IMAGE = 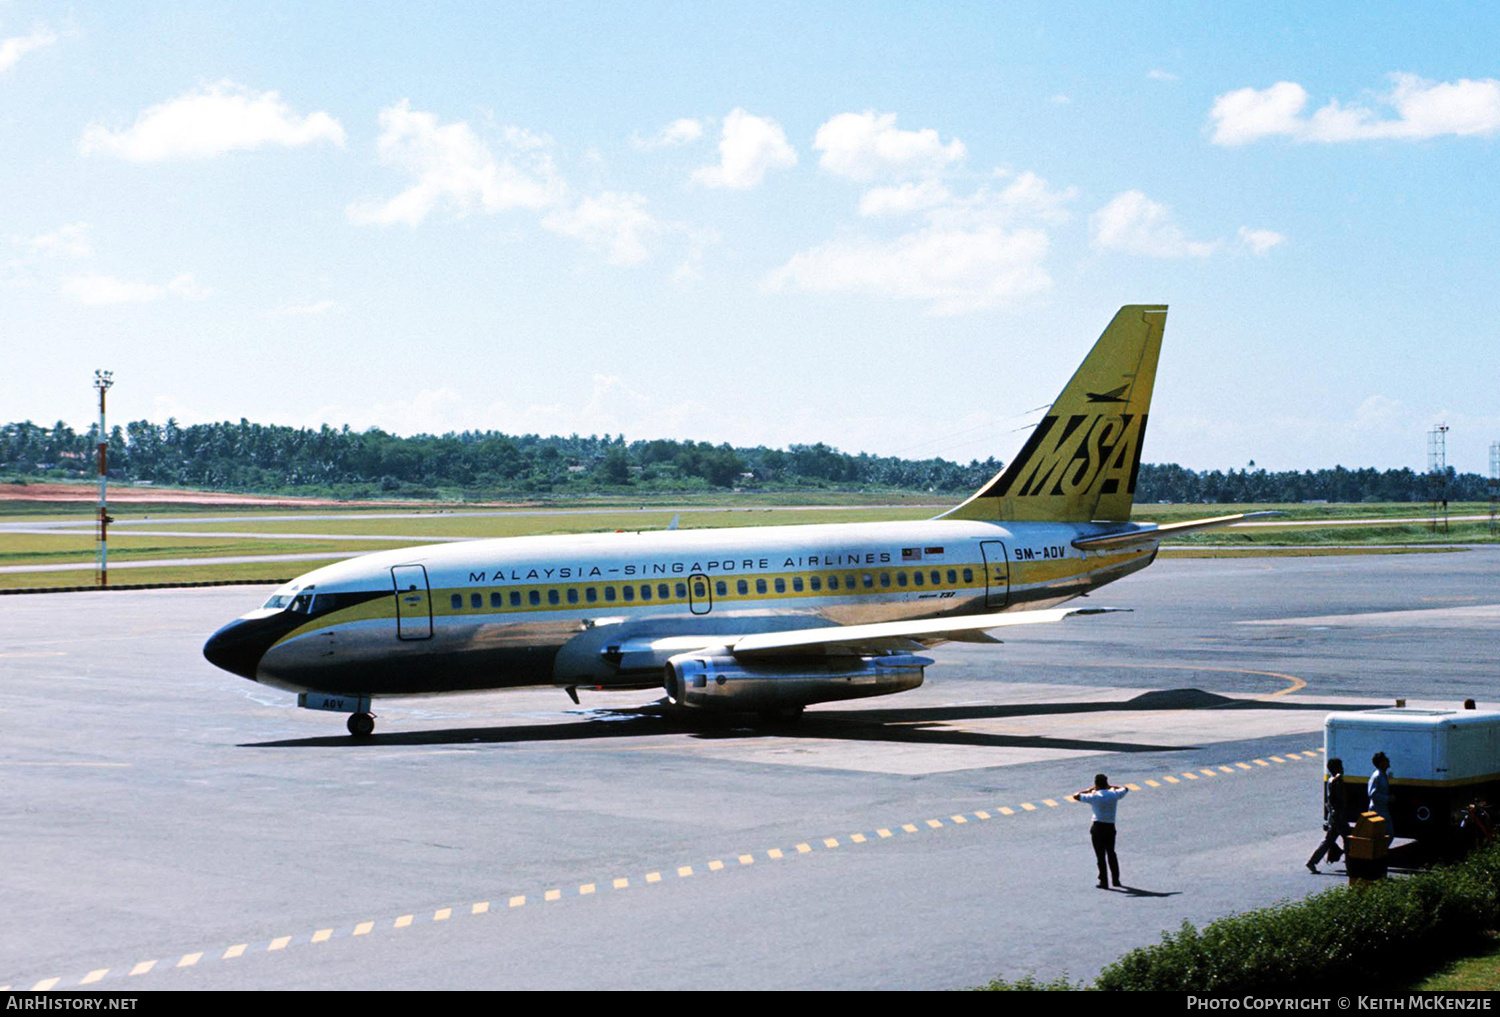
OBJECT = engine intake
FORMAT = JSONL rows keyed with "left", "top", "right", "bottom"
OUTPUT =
{"left": 663, "top": 652, "right": 930, "bottom": 711}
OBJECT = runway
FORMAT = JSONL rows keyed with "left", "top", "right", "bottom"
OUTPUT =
{"left": 1, "top": 549, "right": 1496, "bottom": 990}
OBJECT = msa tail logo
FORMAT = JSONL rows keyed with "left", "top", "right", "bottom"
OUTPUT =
{"left": 996, "top": 413, "right": 1147, "bottom": 498}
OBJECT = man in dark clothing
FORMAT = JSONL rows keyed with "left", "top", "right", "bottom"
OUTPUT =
{"left": 1307, "top": 757, "right": 1349, "bottom": 873}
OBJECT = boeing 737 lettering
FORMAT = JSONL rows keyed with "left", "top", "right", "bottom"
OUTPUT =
{"left": 204, "top": 305, "right": 1261, "bottom": 736}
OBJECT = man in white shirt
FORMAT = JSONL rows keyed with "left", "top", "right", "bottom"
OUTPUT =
{"left": 1072, "top": 773, "right": 1129, "bottom": 889}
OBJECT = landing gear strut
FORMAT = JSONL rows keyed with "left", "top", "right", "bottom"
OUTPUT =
{"left": 347, "top": 712, "right": 376, "bottom": 737}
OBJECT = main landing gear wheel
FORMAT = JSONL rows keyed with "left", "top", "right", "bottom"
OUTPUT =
{"left": 347, "top": 712, "right": 376, "bottom": 737}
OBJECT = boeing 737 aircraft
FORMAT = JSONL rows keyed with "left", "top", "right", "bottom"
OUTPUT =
{"left": 205, "top": 305, "right": 1259, "bottom": 736}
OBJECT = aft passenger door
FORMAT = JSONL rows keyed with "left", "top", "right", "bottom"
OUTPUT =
{"left": 391, "top": 564, "right": 433, "bottom": 640}
{"left": 979, "top": 541, "right": 1009, "bottom": 609}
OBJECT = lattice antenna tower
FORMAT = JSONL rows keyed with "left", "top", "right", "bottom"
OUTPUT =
{"left": 1489, "top": 441, "right": 1499, "bottom": 535}
{"left": 1427, "top": 424, "right": 1450, "bottom": 533}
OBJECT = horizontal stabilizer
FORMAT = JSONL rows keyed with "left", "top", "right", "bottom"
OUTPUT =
{"left": 1071, "top": 511, "right": 1285, "bottom": 550}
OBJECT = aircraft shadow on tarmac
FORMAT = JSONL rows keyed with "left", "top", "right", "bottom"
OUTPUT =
{"left": 240, "top": 687, "right": 1372, "bottom": 752}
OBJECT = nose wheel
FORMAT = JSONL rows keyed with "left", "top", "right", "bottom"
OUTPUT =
{"left": 347, "top": 712, "right": 376, "bottom": 737}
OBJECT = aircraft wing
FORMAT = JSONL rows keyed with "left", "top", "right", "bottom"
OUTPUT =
{"left": 607, "top": 606, "right": 1127, "bottom": 670}
{"left": 1071, "top": 511, "right": 1284, "bottom": 550}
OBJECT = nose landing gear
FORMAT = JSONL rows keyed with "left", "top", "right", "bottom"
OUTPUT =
{"left": 347, "top": 712, "right": 376, "bottom": 737}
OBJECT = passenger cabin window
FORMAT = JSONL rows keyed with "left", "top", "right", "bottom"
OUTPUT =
{"left": 640, "top": 584, "right": 652, "bottom": 601}
{"left": 912, "top": 571, "right": 924, "bottom": 586}
{"left": 623, "top": 586, "right": 635, "bottom": 602}
{"left": 529, "top": 590, "right": 541, "bottom": 606}
{"left": 930, "top": 570, "right": 941, "bottom": 585}
{"left": 755, "top": 579, "right": 768, "bottom": 594}
{"left": 567, "top": 588, "right": 579, "bottom": 604}
{"left": 947, "top": 569, "right": 958, "bottom": 584}
{"left": 510, "top": 591, "right": 522, "bottom": 607}
{"left": 450, "top": 594, "right": 462, "bottom": 610}
{"left": 792, "top": 577, "right": 804, "bottom": 592}
{"left": 548, "top": 589, "right": 560, "bottom": 605}
{"left": 659, "top": 584, "right": 671, "bottom": 600}
{"left": 827, "top": 575, "right": 839, "bottom": 591}
{"left": 737, "top": 579, "right": 749, "bottom": 596}
{"left": 774, "top": 578, "right": 786, "bottom": 593}
{"left": 491, "top": 592, "right": 504, "bottom": 607}
{"left": 715, "top": 581, "right": 727, "bottom": 597}
{"left": 810, "top": 576, "right": 822, "bottom": 591}
{"left": 962, "top": 568, "right": 974, "bottom": 583}
{"left": 845, "top": 574, "right": 858, "bottom": 590}
{"left": 861, "top": 574, "right": 874, "bottom": 589}
{"left": 675, "top": 582, "right": 687, "bottom": 599}
{"left": 470, "top": 592, "right": 482, "bottom": 609}
{"left": 605, "top": 587, "right": 616, "bottom": 602}
{"left": 586, "top": 588, "right": 598, "bottom": 603}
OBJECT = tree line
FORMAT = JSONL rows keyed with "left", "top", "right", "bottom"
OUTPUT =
{"left": 0, "top": 418, "right": 1491, "bottom": 503}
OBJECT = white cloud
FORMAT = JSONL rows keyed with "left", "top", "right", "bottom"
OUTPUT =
{"left": 542, "top": 192, "right": 659, "bottom": 266}
{"left": 61, "top": 272, "right": 208, "bottom": 305}
{"left": 0, "top": 25, "right": 55, "bottom": 74}
{"left": 690, "top": 109, "right": 797, "bottom": 189}
{"left": 347, "top": 100, "right": 563, "bottom": 226}
{"left": 813, "top": 111, "right": 965, "bottom": 182}
{"left": 858, "top": 180, "right": 952, "bottom": 217}
{"left": 1146, "top": 69, "right": 1180, "bottom": 83}
{"left": 1090, "top": 190, "right": 1217, "bottom": 258}
{"left": 1210, "top": 73, "right": 1500, "bottom": 145}
{"left": 17, "top": 222, "right": 92, "bottom": 259}
{"left": 1049, "top": 94, "right": 1071, "bottom": 106}
{"left": 277, "top": 299, "right": 339, "bottom": 316}
{"left": 764, "top": 225, "right": 1051, "bottom": 316}
{"left": 1237, "top": 226, "right": 1286, "bottom": 256}
{"left": 632, "top": 117, "right": 709, "bottom": 150}
{"left": 928, "top": 171, "right": 1075, "bottom": 229}
{"left": 80, "top": 81, "right": 345, "bottom": 162}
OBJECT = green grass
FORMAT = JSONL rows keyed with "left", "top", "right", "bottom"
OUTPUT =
{"left": 1413, "top": 934, "right": 1500, "bottom": 991}
{"left": 0, "top": 559, "right": 327, "bottom": 590}
{"left": 0, "top": 533, "right": 421, "bottom": 567}
{"left": 1168, "top": 521, "right": 1500, "bottom": 547}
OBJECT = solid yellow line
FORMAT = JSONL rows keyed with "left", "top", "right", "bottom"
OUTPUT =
{"left": 268, "top": 937, "right": 290, "bottom": 951}
{"left": 545, "top": 889, "right": 562, "bottom": 901}
{"left": 129, "top": 960, "right": 156, "bottom": 976}
{"left": 434, "top": 908, "right": 452, "bottom": 921}
{"left": 223, "top": 944, "right": 247, "bottom": 959}
{"left": 31, "top": 978, "right": 60, "bottom": 991}
{"left": 177, "top": 953, "right": 202, "bottom": 968}
{"left": 509, "top": 896, "right": 526, "bottom": 908}
{"left": 81, "top": 970, "right": 108, "bottom": 985}
{"left": 394, "top": 915, "right": 413, "bottom": 928}
{"left": 472, "top": 902, "right": 489, "bottom": 915}
{"left": 312, "top": 929, "right": 332, "bottom": 943}
{"left": 354, "top": 921, "right": 374, "bottom": 935}
{"left": 579, "top": 884, "right": 596, "bottom": 895}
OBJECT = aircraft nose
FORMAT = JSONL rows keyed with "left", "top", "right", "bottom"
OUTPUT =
{"left": 203, "top": 618, "right": 273, "bottom": 680}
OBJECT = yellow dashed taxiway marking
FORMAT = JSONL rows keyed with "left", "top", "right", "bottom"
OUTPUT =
{"left": 434, "top": 908, "right": 452, "bottom": 920}
{"left": 268, "top": 937, "right": 290, "bottom": 951}
{"left": 223, "top": 944, "right": 246, "bottom": 959}
{"left": 973, "top": 811, "right": 990, "bottom": 820}
{"left": 998, "top": 806, "right": 1015, "bottom": 815}
{"left": 1042, "top": 799, "right": 1059, "bottom": 807}
{"left": 796, "top": 843, "right": 812, "bottom": 854}
{"left": 851, "top": 832, "right": 868, "bottom": 842}
{"left": 579, "top": 884, "right": 596, "bottom": 895}
{"left": 824, "top": 837, "right": 840, "bottom": 847}
{"left": 354, "top": 921, "right": 374, "bottom": 935}
{"left": 902, "top": 823, "right": 918, "bottom": 833}
{"left": 31, "top": 978, "right": 60, "bottom": 991}
{"left": 737, "top": 855, "right": 753, "bottom": 865}
{"left": 767, "top": 849, "right": 783, "bottom": 860}
{"left": 614, "top": 877, "right": 630, "bottom": 888}
{"left": 1144, "top": 780, "right": 1161, "bottom": 787}
{"left": 178, "top": 952, "right": 202, "bottom": 967}
{"left": 472, "top": 902, "right": 489, "bottom": 915}
{"left": 394, "top": 915, "right": 413, "bottom": 928}
{"left": 677, "top": 866, "right": 693, "bottom": 877}
{"left": 646, "top": 871, "right": 663, "bottom": 881}
{"left": 129, "top": 960, "right": 157, "bottom": 976}
{"left": 1020, "top": 802, "right": 1037, "bottom": 811}
{"left": 509, "top": 895, "right": 526, "bottom": 908}
{"left": 81, "top": 969, "right": 108, "bottom": 985}
{"left": 708, "top": 860, "right": 724, "bottom": 871}
{"left": 544, "top": 889, "right": 561, "bottom": 901}
{"left": 311, "top": 929, "right": 332, "bottom": 943}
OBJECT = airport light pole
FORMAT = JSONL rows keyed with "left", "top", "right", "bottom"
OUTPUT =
{"left": 94, "top": 370, "right": 113, "bottom": 587}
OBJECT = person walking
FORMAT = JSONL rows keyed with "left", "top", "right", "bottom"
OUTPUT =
{"left": 1307, "top": 757, "right": 1349, "bottom": 873}
{"left": 1072, "top": 773, "right": 1128, "bottom": 889}
{"left": 1368, "top": 751, "right": 1394, "bottom": 842}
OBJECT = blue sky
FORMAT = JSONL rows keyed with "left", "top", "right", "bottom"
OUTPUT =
{"left": 4, "top": 1, "right": 1498, "bottom": 473}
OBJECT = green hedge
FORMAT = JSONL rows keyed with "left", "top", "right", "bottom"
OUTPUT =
{"left": 1092, "top": 845, "right": 1500, "bottom": 991}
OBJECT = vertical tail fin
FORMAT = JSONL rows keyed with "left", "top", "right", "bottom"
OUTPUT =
{"left": 942, "top": 305, "right": 1166, "bottom": 523}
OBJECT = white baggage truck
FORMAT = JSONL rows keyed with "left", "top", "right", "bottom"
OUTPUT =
{"left": 1324, "top": 708, "right": 1500, "bottom": 845}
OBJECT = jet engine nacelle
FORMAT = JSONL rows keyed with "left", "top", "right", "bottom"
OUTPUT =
{"left": 663, "top": 652, "right": 930, "bottom": 711}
